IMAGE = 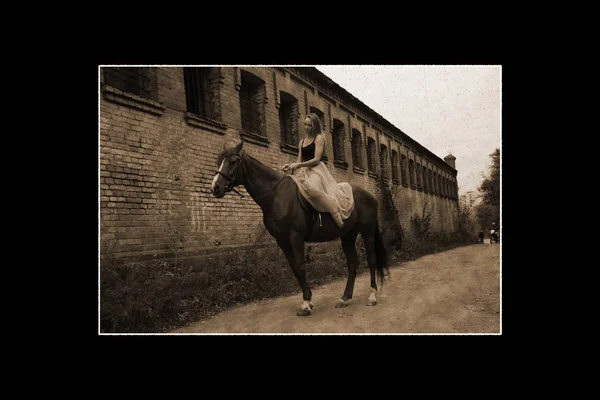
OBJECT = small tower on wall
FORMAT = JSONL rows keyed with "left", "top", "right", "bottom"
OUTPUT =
{"left": 444, "top": 154, "right": 456, "bottom": 169}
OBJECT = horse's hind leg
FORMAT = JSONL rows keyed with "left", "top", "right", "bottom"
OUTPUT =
{"left": 336, "top": 232, "right": 359, "bottom": 308}
{"left": 277, "top": 233, "right": 313, "bottom": 316}
{"left": 362, "top": 232, "right": 379, "bottom": 306}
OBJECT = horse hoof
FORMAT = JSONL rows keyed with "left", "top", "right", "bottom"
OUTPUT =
{"left": 296, "top": 307, "right": 312, "bottom": 316}
{"left": 335, "top": 299, "right": 348, "bottom": 308}
{"left": 367, "top": 299, "right": 377, "bottom": 306}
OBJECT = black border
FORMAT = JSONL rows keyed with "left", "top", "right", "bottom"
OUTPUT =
{"left": 93, "top": 59, "right": 512, "bottom": 367}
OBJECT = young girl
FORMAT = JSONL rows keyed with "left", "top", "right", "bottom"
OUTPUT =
{"left": 282, "top": 113, "right": 354, "bottom": 228}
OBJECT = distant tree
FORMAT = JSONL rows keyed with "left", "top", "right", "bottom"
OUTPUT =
{"left": 479, "top": 148, "right": 500, "bottom": 207}
{"left": 475, "top": 203, "right": 498, "bottom": 232}
{"left": 476, "top": 148, "right": 500, "bottom": 228}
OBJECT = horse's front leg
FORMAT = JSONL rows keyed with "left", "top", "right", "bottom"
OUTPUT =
{"left": 336, "top": 232, "right": 359, "bottom": 308}
{"left": 277, "top": 233, "right": 313, "bottom": 316}
{"left": 363, "top": 233, "right": 379, "bottom": 306}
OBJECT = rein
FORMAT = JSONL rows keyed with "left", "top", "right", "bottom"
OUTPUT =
{"left": 253, "top": 176, "right": 286, "bottom": 200}
{"left": 217, "top": 153, "right": 286, "bottom": 200}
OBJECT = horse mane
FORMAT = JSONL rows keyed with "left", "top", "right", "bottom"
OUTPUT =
{"left": 241, "top": 151, "right": 286, "bottom": 179}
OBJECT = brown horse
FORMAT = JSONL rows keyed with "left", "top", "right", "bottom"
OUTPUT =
{"left": 211, "top": 139, "right": 389, "bottom": 316}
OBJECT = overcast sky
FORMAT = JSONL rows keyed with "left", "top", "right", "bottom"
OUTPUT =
{"left": 315, "top": 65, "right": 501, "bottom": 195}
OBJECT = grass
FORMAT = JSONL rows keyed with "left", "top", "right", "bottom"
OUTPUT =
{"left": 100, "top": 242, "right": 353, "bottom": 333}
{"left": 100, "top": 230, "right": 472, "bottom": 333}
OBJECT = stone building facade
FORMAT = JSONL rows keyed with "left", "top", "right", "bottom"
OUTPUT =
{"left": 99, "top": 66, "right": 459, "bottom": 260}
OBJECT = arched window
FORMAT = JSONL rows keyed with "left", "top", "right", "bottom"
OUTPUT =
{"left": 401, "top": 154, "right": 408, "bottom": 186}
{"left": 104, "top": 67, "right": 153, "bottom": 99}
{"left": 184, "top": 67, "right": 222, "bottom": 121}
{"left": 351, "top": 128, "right": 363, "bottom": 170}
{"left": 279, "top": 91, "right": 299, "bottom": 148}
{"left": 332, "top": 119, "right": 347, "bottom": 169}
{"left": 391, "top": 150, "right": 399, "bottom": 183}
{"left": 239, "top": 70, "right": 266, "bottom": 138}
{"left": 367, "top": 137, "right": 377, "bottom": 176}
{"left": 380, "top": 144, "right": 388, "bottom": 180}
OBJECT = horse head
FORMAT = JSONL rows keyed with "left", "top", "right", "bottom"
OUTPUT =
{"left": 211, "top": 139, "right": 244, "bottom": 198}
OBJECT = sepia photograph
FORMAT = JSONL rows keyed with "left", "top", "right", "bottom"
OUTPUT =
{"left": 98, "top": 65, "right": 501, "bottom": 335}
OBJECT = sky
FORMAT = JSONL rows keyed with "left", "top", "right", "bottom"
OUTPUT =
{"left": 315, "top": 65, "right": 501, "bottom": 195}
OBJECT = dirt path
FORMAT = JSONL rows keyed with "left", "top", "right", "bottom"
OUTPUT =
{"left": 171, "top": 243, "right": 501, "bottom": 334}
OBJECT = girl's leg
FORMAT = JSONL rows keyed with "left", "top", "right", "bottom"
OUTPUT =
{"left": 305, "top": 188, "right": 344, "bottom": 228}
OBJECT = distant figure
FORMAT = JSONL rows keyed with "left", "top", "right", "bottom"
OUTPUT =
{"left": 478, "top": 230, "right": 484, "bottom": 244}
{"left": 489, "top": 222, "right": 500, "bottom": 243}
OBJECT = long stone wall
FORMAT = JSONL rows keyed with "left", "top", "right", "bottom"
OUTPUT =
{"left": 99, "top": 66, "right": 459, "bottom": 260}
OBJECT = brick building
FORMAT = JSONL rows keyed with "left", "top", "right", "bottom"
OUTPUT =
{"left": 99, "top": 66, "right": 459, "bottom": 260}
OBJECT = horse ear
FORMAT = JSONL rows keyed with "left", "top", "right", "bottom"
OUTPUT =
{"left": 234, "top": 139, "right": 244, "bottom": 154}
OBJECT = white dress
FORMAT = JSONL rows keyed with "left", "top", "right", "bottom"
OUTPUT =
{"left": 290, "top": 136, "right": 354, "bottom": 220}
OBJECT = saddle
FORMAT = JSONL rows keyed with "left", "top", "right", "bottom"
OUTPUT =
{"left": 287, "top": 174, "right": 353, "bottom": 240}
{"left": 297, "top": 190, "right": 323, "bottom": 223}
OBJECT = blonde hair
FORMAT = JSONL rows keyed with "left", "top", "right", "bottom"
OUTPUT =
{"left": 306, "top": 113, "right": 323, "bottom": 135}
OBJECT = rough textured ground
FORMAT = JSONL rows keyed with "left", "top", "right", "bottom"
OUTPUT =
{"left": 171, "top": 243, "right": 501, "bottom": 334}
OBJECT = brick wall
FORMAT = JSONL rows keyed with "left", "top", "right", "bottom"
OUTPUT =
{"left": 100, "top": 66, "right": 459, "bottom": 259}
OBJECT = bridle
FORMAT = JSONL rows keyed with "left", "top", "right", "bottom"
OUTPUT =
{"left": 216, "top": 154, "right": 245, "bottom": 197}
{"left": 215, "top": 152, "right": 285, "bottom": 200}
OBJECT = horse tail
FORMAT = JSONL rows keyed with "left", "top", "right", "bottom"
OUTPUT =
{"left": 373, "top": 218, "right": 389, "bottom": 287}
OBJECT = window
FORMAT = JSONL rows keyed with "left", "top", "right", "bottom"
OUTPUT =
{"left": 367, "top": 137, "right": 377, "bottom": 176}
{"left": 104, "top": 67, "right": 152, "bottom": 99}
{"left": 428, "top": 169, "right": 433, "bottom": 195}
{"left": 380, "top": 144, "right": 388, "bottom": 180}
{"left": 401, "top": 154, "right": 408, "bottom": 186}
{"left": 443, "top": 179, "right": 447, "bottom": 197}
{"left": 409, "top": 159, "right": 415, "bottom": 188}
{"left": 332, "top": 119, "right": 347, "bottom": 168}
{"left": 416, "top": 163, "right": 422, "bottom": 190}
{"left": 239, "top": 70, "right": 266, "bottom": 139}
{"left": 445, "top": 178, "right": 449, "bottom": 197}
{"left": 184, "top": 67, "right": 221, "bottom": 120}
{"left": 102, "top": 67, "right": 165, "bottom": 116}
{"left": 351, "top": 128, "right": 363, "bottom": 170}
{"left": 391, "top": 150, "right": 399, "bottom": 183}
{"left": 279, "top": 91, "right": 299, "bottom": 148}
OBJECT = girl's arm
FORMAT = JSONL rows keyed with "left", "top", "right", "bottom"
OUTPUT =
{"left": 296, "top": 139, "right": 303, "bottom": 164}
{"left": 282, "top": 139, "right": 304, "bottom": 173}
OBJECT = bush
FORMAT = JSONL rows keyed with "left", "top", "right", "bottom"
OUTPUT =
{"left": 378, "top": 178, "right": 404, "bottom": 252}
{"left": 100, "top": 243, "right": 353, "bottom": 333}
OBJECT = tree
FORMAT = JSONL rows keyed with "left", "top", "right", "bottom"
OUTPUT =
{"left": 475, "top": 203, "right": 498, "bottom": 232}
{"left": 476, "top": 148, "right": 500, "bottom": 228}
{"left": 479, "top": 148, "right": 500, "bottom": 207}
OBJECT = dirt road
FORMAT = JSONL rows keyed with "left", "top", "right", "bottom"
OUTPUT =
{"left": 171, "top": 243, "right": 501, "bottom": 334}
